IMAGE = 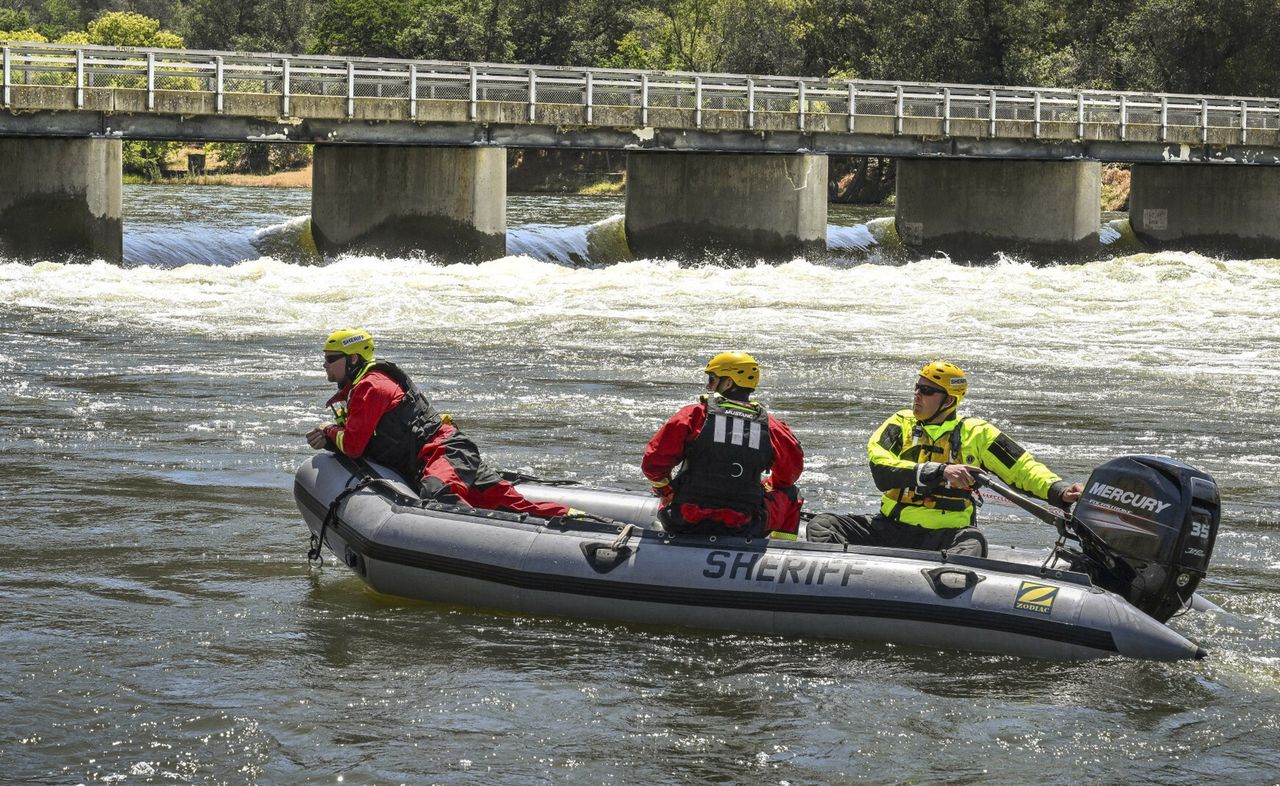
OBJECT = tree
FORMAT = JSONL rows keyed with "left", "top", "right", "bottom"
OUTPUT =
{"left": 0, "top": 27, "right": 46, "bottom": 41}
{"left": 655, "top": 0, "right": 728, "bottom": 72}
{"left": 42, "top": 0, "right": 87, "bottom": 36}
{"left": 792, "top": 0, "right": 876, "bottom": 78}
{"left": 1109, "top": 0, "right": 1280, "bottom": 95}
{"left": 206, "top": 142, "right": 312, "bottom": 174}
{"left": 395, "top": 0, "right": 513, "bottom": 62}
{"left": 310, "top": 0, "right": 417, "bottom": 58}
{"left": 505, "top": 0, "right": 640, "bottom": 66}
{"left": 0, "top": 6, "right": 32, "bottom": 31}
{"left": 82, "top": 10, "right": 182, "bottom": 47}
{"left": 602, "top": 0, "right": 730, "bottom": 72}
{"left": 180, "top": 0, "right": 317, "bottom": 54}
{"left": 122, "top": 140, "right": 181, "bottom": 181}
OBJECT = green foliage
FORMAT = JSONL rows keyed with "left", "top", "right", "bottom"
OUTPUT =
{"left": 602, "top": 0, "right": 770, "bottom": 73}
{"left": 123, "top": 140, "right": 181, "bottom": 180}
{"left": 600, "top": 9, "right": 675, "bottom": 70}
{"left": 648, "top": 0, "right": 727, "bottom": 72}
{"left": 310, "top": 0, "right": 418, "bottom": 57}
{"left": 3, "top": 9, "right": 185, "bottom": 47}
{"left": 0, "top": 28, "right": 47, "bottom": 42}
{"left": 207, "top": 142, "right": 313, "bottom": 174}
{"left": 0, "top": 7, "right": 32, "bottom": 31}
{"left": 179, "top": 0, "right": 317, "bottom": 53}
{"left": 507, "top": 0, "right": 640, "bottom": 66}
{"left": 1086, "top": 0, "right": 1280, "bottom": 95}
{"left": 86, "top": 11, "right": 183, "bottom": 47}
{"left": 41, "top": 0, "right": 86, "bottom": 38}
{"left": 396, "top": 0, "right": 514, "bottom": 62}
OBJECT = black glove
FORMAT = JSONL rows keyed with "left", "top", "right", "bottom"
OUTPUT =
{"left": 916, "top": 461, "right": 947, "bottom": 491}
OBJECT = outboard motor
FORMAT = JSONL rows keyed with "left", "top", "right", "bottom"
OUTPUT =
{"left": 1068, "top": 455, "right": 1219, "bottom": 622}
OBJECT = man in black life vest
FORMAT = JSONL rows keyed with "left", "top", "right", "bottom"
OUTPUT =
{"left": 642, "top": 352, "right": 804, "bottom": 538}
{"left": 305, "top": 328, "right": 570, "bottom": 518}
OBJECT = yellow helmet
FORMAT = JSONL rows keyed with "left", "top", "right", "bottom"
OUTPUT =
{"left": 323, "top": 328, "right": 375, "bottom": 363}
{"left": 918, "top": 361, "right": 968, "bottom": 402}
{"left": 705, "top": 351, "right": 760, "bottom": 390}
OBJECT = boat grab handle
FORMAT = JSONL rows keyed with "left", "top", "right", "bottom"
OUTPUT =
{"left": 581, "top": 541, "right": 632, "bottom": 573}
{"left": 580, "top": 524, "right": 639, "bottom": 574}
{"left": 922, "top": 566, "right": 985, "bottom": 599}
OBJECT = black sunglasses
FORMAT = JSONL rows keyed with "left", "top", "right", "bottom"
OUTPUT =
{"left": 914, "top": 383, "right": 947, "bottom": 396}
{"left": 324, "top": 353, "right": 346, "bottom": 364}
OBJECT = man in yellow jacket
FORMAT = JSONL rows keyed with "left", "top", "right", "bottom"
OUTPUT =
{"left": 807, "top": 361, "right": 1083, "bottom": 556}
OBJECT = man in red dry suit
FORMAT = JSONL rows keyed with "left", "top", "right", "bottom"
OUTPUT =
{"left": 642, "top": 352, "right": 804, "bottom": 538}
{"left": 305, "top": 328, "right": 569, "bottom": 519}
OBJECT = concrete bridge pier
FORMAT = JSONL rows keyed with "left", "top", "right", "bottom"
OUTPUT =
{"left": 1129, "top": 164, "right": 1280, "bottom": 256}
{"left": 0, "top": 138, "right": 122, "bottom": 263}
{"left": 311, "top": 144, "right": 506, "bottom": 261}
{"left": 624, "top": 152, "right": 828, "bottom": 258}
{"left": 895, "top": 159, "right": 1101, "bottom": 260}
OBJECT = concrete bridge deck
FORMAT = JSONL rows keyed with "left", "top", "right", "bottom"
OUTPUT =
{"left": 4, "top": 43, "right": 1280, "bottom": 162}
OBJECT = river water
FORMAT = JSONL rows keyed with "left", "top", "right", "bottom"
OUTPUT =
{"left": 2, "top": 185, "right": 1278, "bottom": 784}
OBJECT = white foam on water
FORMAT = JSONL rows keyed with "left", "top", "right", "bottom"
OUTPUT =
{"left": 5, "top": 252, "right": 1279, "bottom": 381}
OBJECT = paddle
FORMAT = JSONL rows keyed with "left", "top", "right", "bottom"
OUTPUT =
{"left": 969, "top": 468, "right": 1072, "bottom": 537}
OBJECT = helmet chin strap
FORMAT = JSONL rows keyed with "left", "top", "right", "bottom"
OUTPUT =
{"left": 340, "top": 355, "right": 366, "bottom": 387}
{"left": 709, "top": 376, "right": 752, "bottom": 402}
{"left": 923, "top": 396, "right": 957, "bottom": 423}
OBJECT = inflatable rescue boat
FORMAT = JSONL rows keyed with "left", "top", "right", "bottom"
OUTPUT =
{"left": 293, "top": 452, "right": 1220, "bottom": 661}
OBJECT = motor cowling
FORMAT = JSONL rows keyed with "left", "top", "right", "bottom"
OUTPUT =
{"left": 1069, "top": 455, "right": 1219, "bottom": 622}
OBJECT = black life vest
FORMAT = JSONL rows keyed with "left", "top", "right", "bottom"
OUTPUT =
{"left": 669, "top": 395, "right": 775, "bottom": 525}
{"left": 359, "top": 359, "right": 446, "bottom": 483}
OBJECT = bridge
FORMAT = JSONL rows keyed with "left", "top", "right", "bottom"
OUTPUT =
{"left": 4, "top": 42, "right": 1280, "bottom": 262}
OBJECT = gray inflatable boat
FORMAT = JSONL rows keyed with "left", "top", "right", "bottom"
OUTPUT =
{"left": 293, "top": 452, "right": 1220, "bottom": 661}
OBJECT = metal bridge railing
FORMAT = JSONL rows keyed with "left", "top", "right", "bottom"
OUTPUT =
{"left": 2, "top": 41, "right": 1278, "bottom": 143}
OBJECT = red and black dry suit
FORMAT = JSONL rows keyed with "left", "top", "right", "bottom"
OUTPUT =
{"left": 642, "top": 393, "right": 804, "bottom": 537}
{"left": 323, "top": 359, "right": 569, "bottom": 519}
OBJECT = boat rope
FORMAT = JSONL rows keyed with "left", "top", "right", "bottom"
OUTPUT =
{"left": 500, "top": 469, "right": 581, "bottom": 487}
{"left": 1168, "top": 593, "right": 1195, "bottom": 618}
{"left": 611, "top": 523, "right": 639, "bottom": 550}
{"left": 551, "top": 509, "right": 618, "bottom": 528}
{"left": 308, "top": 478, "right": 379, "bottom": 567}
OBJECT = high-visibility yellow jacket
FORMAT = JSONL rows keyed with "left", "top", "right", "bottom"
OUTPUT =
{"left": 867, "top": 409, "right": 1063, "bottom": 529}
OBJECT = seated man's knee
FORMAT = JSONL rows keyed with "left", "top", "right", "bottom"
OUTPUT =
{"left": 805, "top": 513, "right": 845, "bottom": 543}
{"left": 946, "top": 527, "right": 988, "bottom": 558}
{"left": 416, "top": 472, "right": 464, "bottom": 504}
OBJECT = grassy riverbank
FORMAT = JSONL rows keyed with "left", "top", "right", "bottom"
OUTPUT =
{"left": 125, "top": 167, "right": 314, "bottom": 188}
{"left": 130, "top": 161, "right": 626, "bottom": 194}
